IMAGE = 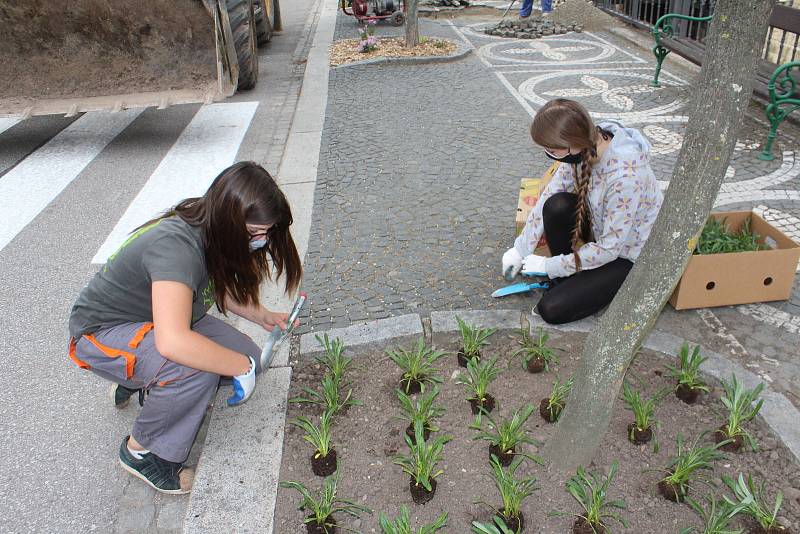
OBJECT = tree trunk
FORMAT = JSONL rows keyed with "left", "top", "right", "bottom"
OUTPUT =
{"left": 541, "top": 0, "right": 777, "bottom": 474}
{"left": 405, "top": 0, "right": 419, "bottom": 48}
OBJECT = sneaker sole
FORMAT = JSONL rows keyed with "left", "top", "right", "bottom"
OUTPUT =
{"left": 108, "top": 383, "right": 130, "bottom": 409}
{"left": 118, "top": 458, "right": 191, "bottom": 495}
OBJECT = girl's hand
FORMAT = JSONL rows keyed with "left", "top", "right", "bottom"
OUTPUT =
{"left": 257, "top": 308, "right": 300, "bottom": 332}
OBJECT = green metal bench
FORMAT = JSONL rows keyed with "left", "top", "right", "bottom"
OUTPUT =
{"left": 650, "top": 7, "right": 800, "bottom": 161}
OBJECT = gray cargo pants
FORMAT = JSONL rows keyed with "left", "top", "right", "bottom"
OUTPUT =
{"left": 69, "top": 314, "right": 261, "bottom": 463}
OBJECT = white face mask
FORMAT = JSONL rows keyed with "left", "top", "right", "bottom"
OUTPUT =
{"left": 249, "top": 238, "right": 268, "bottom": 252}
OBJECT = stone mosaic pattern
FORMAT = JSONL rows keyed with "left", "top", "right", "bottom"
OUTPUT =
{"left": 300, "top": 12, "right": 800, "bottom": 404}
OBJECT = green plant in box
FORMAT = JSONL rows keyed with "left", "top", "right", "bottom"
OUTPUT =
{"left": 289, "top": 372, "right": 362, "bottom": 416}
{"left": 722, "top": 473, "right": 786, "bottom": 532}
{"left": 716, "top": 374, "right": 764, "bottom": 452}
{"left": 280, "top": 468, "right": 373, "bottom": 533}
{"left": 511, "top": 327, "right": 559, "bottom": 373}
{"left": 387, "top": 338, "right": 446, "bottom": 394}
{"left": 679, "top": 493, "right": 747, "bottom": 534}
{"left": 471, "top": 404, "right": 542, "bottom": 466}
{"left": 655, "top": 432, "right": 729, "bottom": 503}
{"left": 456, "top": 315, "right": 496, "bottom": 365}
{"left": 457, "top": 354, "right": 502, "bottom": 414}
{"left": 471, "top": 517, "right": 519, "bottom": 534}
{"left": 290, "top": 409, "right": 337, "bottom": 476}
{"left": 551, "top": 461, "right": 627, "bottom": 534}
{"left": 666, "top": 343, "right": 710, "bottom": 404}
{"left": 379, "top": 505, "right": 448, "bottom": 534}
{"left": 695, "top": 216, "right": 765, "bottom": 255}
{"left": 395, "top": 386, "right": 445, "bottom": 441}
{"left": 315, "top": 334, "right": 353, "bottom": 385}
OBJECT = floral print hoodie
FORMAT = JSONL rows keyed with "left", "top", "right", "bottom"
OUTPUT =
{"left": 514, "top": 120, "right": 664, "bottom": 278}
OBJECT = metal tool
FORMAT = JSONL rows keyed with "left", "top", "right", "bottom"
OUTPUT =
{"left": 501, "top": 0, "right": 518, "bottom": 18}
{"left": 491, "top": 281, "right": 549, "bottom": 298}
{"left": 260, "top": 292, "right": 307, "bottom": 370}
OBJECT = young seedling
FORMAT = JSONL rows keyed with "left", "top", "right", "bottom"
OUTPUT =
{"left": 393, "top": 421, "right": 452, "bottom": 504}
{"left": 666, "top": 343, "right": 710, "bottom": 404}
{"left": 551, "top": 461, "right": 628, "bottom": 534}
{"left": 722, "top": 473, "right": 787, "bottom": 533}
{"left": 621, "top": 382, "right": 666, "bottom": 451}
{"left": 678, "top": 493, "right": 747, "bottom": 534}
{"left": 511, "top": 327, "right": 559, "bottom": 373}
{"left": 539, "top": 376, "right": 573, "bottom": 423}
{"left": 471, "top": 517, "right": 519, "bottom": 534}
{"left": 480, "top": 455, "right": 538, "bottom": 533}
{"left": 456, "top": 355, "right": 502, "bottom": 415}
{"left": 387, "top": 338, "right": 446, "bottom": 394}
{"left": 395, "top": 386, "right": 445, "bottom": 441}
{"left": 655, "top": 432, "right": 729, "bottom": 503}
{"left": 290, "top": 409, "right": 337, "bottom": 477}
{"left": 289, "top": 372, "right": 362, "bottom": 416}
{"left": 715, "top": 374, "right": 765, "bottom": 452}
{"left": 379, "top": 505, "right": 448, "bottom": 534}
{"left": 471, "top": 404, "right": 542, "bottom": 467}
{"left": 280, "top": 468, "right": 373, "bottom": 534}
{"left": 315, "top": 334, "right": 353, "bottom": 385}
{"left": 456, "top": 315, "right": 496, "bottom": 367}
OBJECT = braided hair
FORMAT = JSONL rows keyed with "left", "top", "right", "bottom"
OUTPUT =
{"left": 530, "top": 99, "right": 606, "bottom": 272}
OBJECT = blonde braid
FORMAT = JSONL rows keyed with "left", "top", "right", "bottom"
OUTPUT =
{"left": 570, "top": 147, "right": 598, "bottom": 271}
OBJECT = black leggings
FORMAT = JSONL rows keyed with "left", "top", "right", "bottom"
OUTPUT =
{"left": 536, "top": 192, "right": 633, "bottom": 324}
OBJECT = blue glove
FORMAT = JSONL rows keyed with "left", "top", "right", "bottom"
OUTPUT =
{"left": 227, "top": 356, "right": 256, "bottom": 407}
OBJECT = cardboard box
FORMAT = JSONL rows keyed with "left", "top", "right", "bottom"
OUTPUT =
{"left": 515, "top": 162, "right": 560, "bottom": 235}
{"left": 670, "top": 211, "right": 800, "bottom": 310}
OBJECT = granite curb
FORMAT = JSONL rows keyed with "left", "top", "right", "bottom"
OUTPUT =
{"left": 296, "top": 309, "right": 800, "bottom": 464}
{"left": 331, "top": 38, "right": 473, "bottom": 69}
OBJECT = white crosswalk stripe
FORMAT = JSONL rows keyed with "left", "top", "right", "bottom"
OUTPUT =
{"left": 92, "top": 102, "right": 259, "bottom": 264}
{"left": 0, "top": 110, "right": 143, "bottom": 252}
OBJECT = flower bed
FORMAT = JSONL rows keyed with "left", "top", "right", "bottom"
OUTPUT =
{"left": 273, "top": 327, "right": 799, "bottom": 533}
{"left": 330, "top": 37, "right": 458, "bottom": 67}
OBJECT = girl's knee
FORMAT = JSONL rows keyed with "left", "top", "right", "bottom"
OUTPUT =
{"left": 536, "top": 297, "right": 569, "bottom": 325}
{"left": 542, "top": 192, "right": 576, "bottom": 220}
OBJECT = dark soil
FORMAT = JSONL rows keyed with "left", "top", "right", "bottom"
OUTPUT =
{"left": 469, "top": 394, "right": 496, "bottom": 415}
{"left": 457, "top": 349, "right": 480, "bottom": 367}
{"left": 539, "top": 397, "right": 561, "bottom": 423}
{"left": 627, "top": 422, "right": 653, "bottom": 445}
{"left": 399, "top": 377, "right": 422, "bottom": 395}
{"left": 273, "top": 331, "right": 800, "bottom": 532}
{"left": 410, "top": 478, "right": 436, "bottom": 505}
{"left": 405, "top": 423, "right": 431, "bottom": 442}
{"left": 675, "top": 383, "right": 702, "bottom": 404}
{"left": 715, "top": 424, "right": 745, "bottom": 452}
{"left": 526, "top": 356, "right": 546, "bottom": 373}
{"left": 311, "top": 449, "right": 338, "bottom": 477}
{"left": 489, "top": 444, "right": 515, "bottom": 467}
{"left": 755, "top": 526, "right": 793, "bottom": 534}
{"left": 574, "top": 517, "right": 606, "bottom": 534}
{"left": 306, "top": 515, "right": 336, "bottom": 534}
{"left": 657, "top": 478, "right": 686, "bottom": 503}
{"left": 497, "top": 511, "right": 524, "bottom": 533}
{"left": 0, "top": 0, "right": 217, "bottom": 101}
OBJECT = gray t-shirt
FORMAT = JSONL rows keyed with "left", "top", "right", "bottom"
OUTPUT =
{"left": 69, "top": 217, "right": 214, "bottom": 339}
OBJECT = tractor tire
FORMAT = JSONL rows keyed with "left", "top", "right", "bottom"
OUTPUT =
{"left": 255, "top": 0, "right": 273, "bottom": 45}
{"left": 228, "top": 0, "right": 259, "bottom": 91}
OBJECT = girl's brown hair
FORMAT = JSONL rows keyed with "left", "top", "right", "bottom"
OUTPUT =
{"left": 530, "top": 98, "right": 602, "bottom": 271}
{"left": 142, "top": 161, "right": 302, "bottom": 313}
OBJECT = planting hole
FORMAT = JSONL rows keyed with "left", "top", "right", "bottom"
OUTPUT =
{"left": 706, "top": 281, "right": 716, "bottom": 290}
{"left": 764, "top": 277, "right": 773, "bottom": 286}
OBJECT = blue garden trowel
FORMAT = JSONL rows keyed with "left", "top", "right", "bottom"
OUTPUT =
{"left": 492, "top": 280, "right": 550, "bottom": 298}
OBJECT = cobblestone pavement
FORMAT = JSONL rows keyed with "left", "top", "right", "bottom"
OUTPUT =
{"left": 298, "top": 11, "right": 800, "bottom": 408}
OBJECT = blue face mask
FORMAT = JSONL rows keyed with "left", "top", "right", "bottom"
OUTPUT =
{"left": 249, "top": 238, "right": 268, "bottom": 252}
